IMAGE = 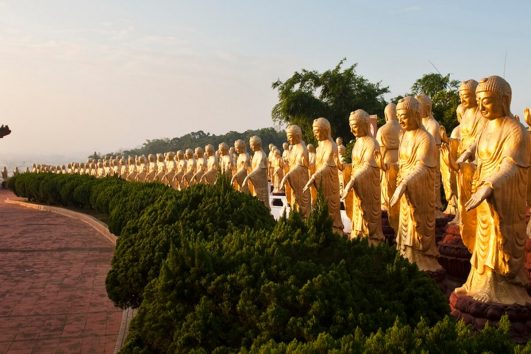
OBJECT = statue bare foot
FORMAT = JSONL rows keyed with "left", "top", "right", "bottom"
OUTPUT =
{"left": 454, "top": 285, "right": 467, "bottom": 294}
{"left": 472, "top": 292, "right": 490, "bottom": 303}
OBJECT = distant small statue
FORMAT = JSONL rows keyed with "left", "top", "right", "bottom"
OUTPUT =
{"left": 243, "top": 136, "right": 270, "bottom": 209}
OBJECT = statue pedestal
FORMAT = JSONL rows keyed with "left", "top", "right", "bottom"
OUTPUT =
{"left": 450, "top": 292, "right": 531, "bottom": 343}
{"left": 438, "top": 223, "right": 471, "bottom": 281}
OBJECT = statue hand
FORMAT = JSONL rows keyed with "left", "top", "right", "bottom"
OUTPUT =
{"left": 465, "top": 185, "right": 492, "bottom": 211}
{"left": 389, "top": 182, "right": 406, "bottom": 207}
{"left": 456, "top": 151, "right": 471, "bottom": 166}
{"left": 524, "top": 107, "right": 531, "bottom": 126}
{"left": 342, "top": 179, "right": 354, "bottom": 200}
{"left": 279, "top": 175, "right": 288, "bottom": 190}
{"left": 302, "top": 178, "right": 313, "bottom": 193}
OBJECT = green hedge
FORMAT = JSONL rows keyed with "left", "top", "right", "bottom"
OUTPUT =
{"left": 9, "top": 173, "right": 527, "bottom": 353}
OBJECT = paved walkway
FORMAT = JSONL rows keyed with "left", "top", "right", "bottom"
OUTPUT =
{"left": 0, "top": 190, "right": 122, "bottom": 354}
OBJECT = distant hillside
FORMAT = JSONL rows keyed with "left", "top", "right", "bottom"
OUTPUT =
{"left": 111, "top": 127, "right": 286, "bottom": 156}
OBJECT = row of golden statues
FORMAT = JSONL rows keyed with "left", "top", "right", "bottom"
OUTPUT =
{"left": 30, "top": 75, "right": 530, "bottom": 306}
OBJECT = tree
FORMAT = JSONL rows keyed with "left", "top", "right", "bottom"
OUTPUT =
{"left": 408, "top": 73, "right": 460, "bottom": 134}
{"left": 88, "top": 151, "right": 102, "bottom": 160}
{"left": 272, "top": 59, "right": 389, "bottom": 144}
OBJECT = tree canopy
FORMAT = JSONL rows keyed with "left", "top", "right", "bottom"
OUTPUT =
{"left": 272, "top": 59, "right": 389, "bottom": 144}
{"left": 395, "top": 73, "right": 460, "bottom": 134}
{"left": 112, "top": 127, "right": 286, "bottom": 157}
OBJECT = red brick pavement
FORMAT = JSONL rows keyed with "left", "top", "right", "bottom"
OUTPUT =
{"left": 0, "top": 190, "right": 122, "bottom": 354}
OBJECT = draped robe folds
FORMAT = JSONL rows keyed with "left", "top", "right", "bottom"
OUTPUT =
{"left": 249, "top": 150, "right": 270, "bottom": 209}
{"left": 350, "top": 136, "right": 385, "bottom": 243}
{"left": 312, "top": 140, "right": 344, "bottom": 233}
{"left": 396, "top": 128, "right": 441, "bottom": 272}
{"left": 234, "top": 153, "right": 250, "bottom": 193}
{"left": 286, "top": 143, "right": 311, "bottom": 218}
{"left": 458, "top": 108, "right": 487, "bottom": 244}
{"left": 376, "top": 121, "right": 401, "bottom": 232}
{"left": 201, "top": 156, "right": 218, "bottom": 184}
{"left": 460, "top": 116, "right": 530, "bottom": 304}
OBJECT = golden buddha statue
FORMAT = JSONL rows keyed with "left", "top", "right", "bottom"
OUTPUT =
{"left": 136, "top": 156, "right": 148, "bottom": 182}
{"left": 218, "top": 142, "right": 233, "bottom": 175}
{"left": 280, "top": 124, "right": 311, "bottom": 218}
{"left": 201, "top": 144, "right": 218, "bottom": 184}
{"left": 243, "top": 136, "right": 270, "bottom": 209}
{"left": 453, "top": 76, "right": 530, "bottom": 305}
{"left": 303, "top": 117, "right": 344, "bottom": 234}
{"left": 271, "top": 148, "right": 284, "bottom": 194}
{"left": 375, "top": 102, "right": 401, "bottom": 232}
{"left": 154, "top": 153, "right": 166, "bottom": 181}
{"left": 390, "top": 96, "right": 442, "bottom": 273}
{"left": 231, "top": 139, "right": 250, "bottom": 193}
{"left": 268, "top": 144, "right": 276, "bottom": 182}
{"left": 417, "top": 93, "right": 445, "bottom": 218}
{"left": 343, "top": 110, "right": 385, "bottom": 244}
{"left": 191, "top": 147, "right": 206, "bottom": 184}
{"left": 307, "top": 143, "right": 317, "bottom": 205}
{"left": 181, "top": 148, "right": 196, "bottom": 188}
{"left": 161, "top": 152, "right": 176, "bottom": 186}
{"left": 170, "top": 151, "right": 184, "bottom": 189}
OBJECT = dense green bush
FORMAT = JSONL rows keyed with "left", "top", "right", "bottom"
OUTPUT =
{"left": 106, "top": 177, "right": 276, "bottom": 308}
{"left": 120, "top": 201, "right": 452, "bottom": 353}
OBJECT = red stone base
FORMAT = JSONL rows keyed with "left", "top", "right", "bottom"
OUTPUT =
{"left": 450, "top": 292, "right": 531, "bottom": 344}
{"left": 438, "top": 223, "right": 471, "bottom": 281}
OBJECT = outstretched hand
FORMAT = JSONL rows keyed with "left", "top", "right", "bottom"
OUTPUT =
{"left": 456, "top": 151, "right": 471, "bottom": 166}
{"left": 389, "top": 182, "right": 406, "bottom": 207}
{"left": 465, "top": 185, "right": 492, "bottom": 211}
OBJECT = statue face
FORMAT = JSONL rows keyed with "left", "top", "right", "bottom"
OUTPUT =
{"left": 349, "top": 119, "right": 366, "bottom": 138}
{"left": 286, "top": 131, "right": 300, "bottom": 145}
{"left": 312, "top": 124, "right": 325, "bottom": 141}
{"left": 397, "top": 108, "right": 419, "bottom": 131}
{"left": 459, "top": 89, "right": 476, "bottom": 109}
{"left": 476, "top": 91, "right": 504, "bottom": 120}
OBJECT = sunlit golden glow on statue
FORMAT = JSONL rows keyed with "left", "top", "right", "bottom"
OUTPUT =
{"left": 376, "top": 102, "right": 401, "bottom": 232}
{"left": 231, "top": 139, "right": 250, "bottom": 193}
{"left": 454, "top": 76, "right": 530, "bottom": 305}
{"left": 390, "top": 96, "right": 442, "bottom": 273}
{"left": 343, "top": 109, "right": 385, "bottom": 244}
{"left": 304, "top": 117, "right": 344, "bottom": 233}
{"left": 280, "top": 125, "right": 311, "bottom": 218}
{"left": 243, "top": 136, "right": 270, "bottom": 209}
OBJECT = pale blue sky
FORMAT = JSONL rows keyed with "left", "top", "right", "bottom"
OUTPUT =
{"left": 0, "top": 0, "right": 530, "bottom": 163}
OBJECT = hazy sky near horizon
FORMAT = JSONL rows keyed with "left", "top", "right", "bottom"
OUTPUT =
{"left": 1, "top": 0, "right": 530, "bottom": 162}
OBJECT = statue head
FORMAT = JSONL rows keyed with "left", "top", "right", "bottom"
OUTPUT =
{"left": 249, "top": 135, "right": 262, "bottom": 152}
{"left": 229, "top": 146, "right": 235, "bottom": 155}
{"left": 157, "top": 153, "right": 164, "bottom": 162}
{"left": 282, "top": 142, "right": 289, "bottom": 150}
{"left": 195, "top": 147, "right": 204, "bottom": 158}
{"left": 166, "top": 151, "right": 175, "bottom": 161}
{"left": 459, "top": 79, "right": 479, "bottom": 109}
{"left": 384, "top": 103, "right": 397, "bottom": 122}
{"left": 285, "top": 124, "right": 302, "bottom": 145}
{"left": 176, "top": 150, "right": 184, "bottom": 160}
{"left": 349, "top": 109, "right": 371, "bottom": 138}
{"left": 312, "top": 117, "right": 332, "bottom": 141}
{"left": 415, "top": 94, "right": 432, "bottom": 118}
{"left": 219, "top": 142, "right": 229, "bottom": 155}
{"left": 397, "top": 96, "right": 421, "bottom": 131}
{"left": 476, "top": 75, "right": 512, "bottom": 120}
{"left": 205, "top": 144, "right": 215, "bottom": 156}
{"left": 307, "top": 143, "right": 315, "bottom": 153}
{"left": 234, "top": 139, "right": 246, "bottom": 154}
{"left": 185, "top": 148, "right": 193, "bottom": 158}
{"left": 335, "top": 137, "right": 343, "bottom": 146}
{"left": 148, "top": 154, "right": 156, "bottom": 162}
